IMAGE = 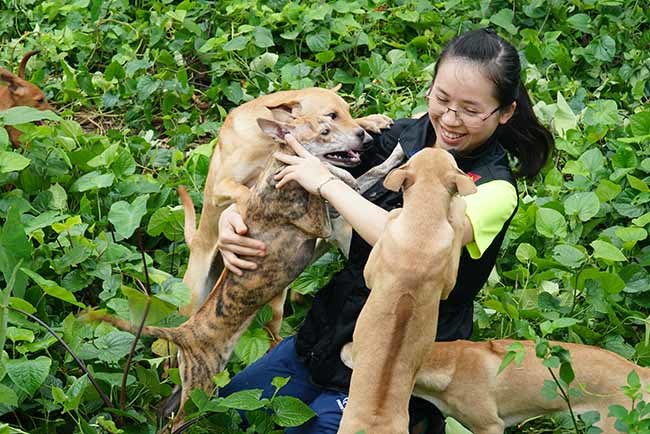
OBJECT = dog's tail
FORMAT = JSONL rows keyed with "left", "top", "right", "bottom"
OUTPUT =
{"left": 178, "top": 187, "right": 196, "bottom": 246}
{"left": 18, "top": 50, "right": 40, "bottom": 79}
{"left": 83, "top": 309, "right": 184, "bottom": 346}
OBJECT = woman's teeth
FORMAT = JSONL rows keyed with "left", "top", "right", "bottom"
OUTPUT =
{"left": 442, "top": 129, "right": 464, "bottom": 140}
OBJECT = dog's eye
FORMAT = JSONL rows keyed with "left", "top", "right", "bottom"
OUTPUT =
{"left": 326, "top": 112, "right": 337, "bottom": 119}
{"left": 36, "top": 98, "right": 44, "bottom": 104}
{"left": 321, "top": 128, "right": 330, "bottom": 136}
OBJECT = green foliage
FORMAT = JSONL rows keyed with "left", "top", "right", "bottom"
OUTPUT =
{"left": 0, "top": 0, "right": 648, "bottom": 432}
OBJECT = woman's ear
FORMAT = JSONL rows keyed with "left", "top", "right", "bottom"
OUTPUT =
{"left": 498, "top": 101, "right": 517, "bottom": 125}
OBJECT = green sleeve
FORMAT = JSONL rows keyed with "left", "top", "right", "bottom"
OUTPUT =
{"left": 464, "top": 180, "right": 517, "bottom": 259}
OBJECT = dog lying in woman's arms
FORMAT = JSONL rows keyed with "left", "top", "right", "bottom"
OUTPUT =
{"left": 87, "top": 111, "right": 368, "bottom": 425}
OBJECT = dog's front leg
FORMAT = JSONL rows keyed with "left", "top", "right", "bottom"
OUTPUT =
{"left": 356, "top": 144, "right": 405, "bottom": 193}
{"left": 355, "top": 114, "right": 394, "bottom": 133}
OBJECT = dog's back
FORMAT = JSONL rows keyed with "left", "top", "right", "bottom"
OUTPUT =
{"left": 414, "top": 339, "right": 649, "bottom": 433}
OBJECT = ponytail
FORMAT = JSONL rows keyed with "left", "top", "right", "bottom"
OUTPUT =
{"left": 497, "top": 82, "right": 554, "bottom": 178}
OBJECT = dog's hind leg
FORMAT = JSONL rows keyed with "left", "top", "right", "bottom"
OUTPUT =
{"left": 266, "top": 287, "right": 287, "bottom": 344}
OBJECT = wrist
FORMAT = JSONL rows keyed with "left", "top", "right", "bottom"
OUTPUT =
{"left": 317, "top": 176, "right": 343, "bottom": 200}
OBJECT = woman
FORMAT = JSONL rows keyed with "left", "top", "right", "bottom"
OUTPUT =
{"left": 217, "top": 28, "right": 554, "bottom": 433}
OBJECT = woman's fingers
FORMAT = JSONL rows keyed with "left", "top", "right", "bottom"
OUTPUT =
{"left": 273, "top": 151, "right": 302, "bottom": 165}
{"left": 285, "top": 134, "right": 311, "bottom": 158}
{"left": 219, "top": 232, "right": 266, "bottom": 252}
{"left": 222, "top": 251, "right": 258, "bottom": 276}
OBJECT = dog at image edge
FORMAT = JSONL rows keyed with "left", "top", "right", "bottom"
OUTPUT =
{"left": 0, "top": 51, "right": 52, "bottom": 147}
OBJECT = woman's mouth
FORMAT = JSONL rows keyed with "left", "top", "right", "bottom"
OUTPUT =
{"left": 440, "top": 127, "right": 466, "bottom": 144}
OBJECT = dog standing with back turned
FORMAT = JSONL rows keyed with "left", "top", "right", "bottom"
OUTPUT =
{"left": 337, "top": 148, "right": 476, "bottom": 434}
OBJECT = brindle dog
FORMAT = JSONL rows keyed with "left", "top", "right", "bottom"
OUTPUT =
{"left": 90, "top": 115, "right": 343, "bottom": 423}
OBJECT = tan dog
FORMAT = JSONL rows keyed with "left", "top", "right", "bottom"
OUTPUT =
{"left": 0, "top": 51, "right": 51, "bottom": 147}
{"left": 181, "top": 86, "right": 392, "bottom": 329}
{"left": 342, "top": 339, "right": 649, "bottom": 434}
{"left": 338, "top": 148, "right": 477, "bottom": 434}
{"left": 91, "top": 113, "right": 365, "bottom": 424}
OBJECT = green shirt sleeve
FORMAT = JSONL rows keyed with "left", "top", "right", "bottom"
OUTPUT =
{"left": 464, "top": 180, "right": 517, "bottom": 259}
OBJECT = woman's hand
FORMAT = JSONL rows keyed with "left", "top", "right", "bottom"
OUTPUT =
{"left": 217, "top": 204, "right": 266, "bottom": 276}
{"left": 273, "top": 134, "right": 335, "bottom": 195}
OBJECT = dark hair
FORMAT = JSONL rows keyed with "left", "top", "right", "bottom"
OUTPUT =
{"left": 433, "top": 28, "right": 554, "bottom": 178}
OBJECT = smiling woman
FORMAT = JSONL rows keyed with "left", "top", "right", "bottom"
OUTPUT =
{"left": 216, "top": 28, "right": 555, "bottom": 434}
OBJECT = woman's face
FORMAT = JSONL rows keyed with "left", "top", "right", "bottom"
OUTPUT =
{"left": 427, "top": 57, "right": 515, "bottom": 154}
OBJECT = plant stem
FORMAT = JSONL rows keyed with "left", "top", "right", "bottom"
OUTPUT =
{"left": 547, "top": 367, "right": 582, "bottom": 433}
{"left": 7, "top": 306, "right": 114, "bottom": 409}
{"left": 120, "top": 230, "right": 154, "bottom": 409}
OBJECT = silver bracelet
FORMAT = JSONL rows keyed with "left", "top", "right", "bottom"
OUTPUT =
{"left": 316, "top": 176, "right": 339, "bottom": 198}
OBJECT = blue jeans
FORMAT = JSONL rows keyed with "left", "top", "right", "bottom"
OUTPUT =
{"left": 219, "top": 336, "right": 348, "bottom": 433}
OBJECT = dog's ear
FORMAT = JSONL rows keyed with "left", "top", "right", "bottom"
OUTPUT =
{"left": 383, "top": 161, "right": 413, "bottom": 192}
{"left": 268, "top": 107, "right": 296, "bottom": 123}
{"left": 0, "top": 69, "right": 24, "bottom": 94}
{"left": 257, "top": 118, "right": 291, "bottom": 141}
{"left": 266, "top": 100, "right": 301, "bottom": 118}
{"left": 330, "top": 83, "right": 342, "bottom": 93}
{"left": 448, "top": 168, "right": 477, "bottom": 196}
{"left": 0, "top": 69, "right": 18, "bottom": 85}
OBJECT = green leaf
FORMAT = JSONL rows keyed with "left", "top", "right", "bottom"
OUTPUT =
{"left": 596, "top": 179, "right": 621, "bottom": 202}
{"left": 590, "top": 240, "right": 626, "bottom": 262}
{"left": 146, "top": 206, "right": 184, "bottom": 242}
{"left": 5, "top": 356, "right": 51, "bottom": 396}
{"left": 559, "top": 361, "right": 575, "bottom": 384}
{"left": 552, "top": 245, "right": 586, "bottom": 269}
{"left": 489, "top": 9, "right": 518, "bottom": 35}
{"left": 20, "top": 268, "right": 85, "bottom": 307}
{"left": 553, "top": 92, "right": 577, "bottom": 138}
{"left": 104, "top": 61, "right": 125, "bottom": 81}
{"left": 583, "top": 100, "right": 620, "bottom": 127}
{"left": 253, "top": 26, "right": 274, "bottom": 48}
{"left": 632, "top": 212, "right": 650, "bottom": 227}
{"left": 0, "top": 384, "right": 18, "bottom": 406}
{"left": 0, "top": 107, "right": 60, "bottom": 125}
{"left": 6, "top": 327, "right": 34, "bottom": 343}
{"left": 220, "top": 389, "right": 266, "bottom": 410}
{"left": 271, "top": 376, "right": 290, "bottom": 392}
{"left": 626, "top": 174, "right": 649, "bottom": 192}
{"left": 108, "top": 195, "right": 149, "bottom": 240}
{"left": 271, "top": 396, "right": 316, "bottom": 427}
{"left": 630, "top": 111, "right": 650, "bottom": 137}
{"left": 564, "top": 192, "right": 600, "bottom": 221}
{"left": 444, "top": 417, "right": 473, "bottom": 434}
{"left": 121, "top": 286, "right": 176, "bottom": 325}
{"left": 81, "top": 330, "right": 138, "bottom": 363}
{"left": 592, "top": 35, "right": 616, "bottom": 62}
{"left": 234, "top": 327, "right": 271, "bottom": 366}
{"left": 566, "top": 13, "right": 591, "bottom": 32}
{"left": 223, "top": 35, "right": 249, "bottom": 51}
{"left": 536, "top": 208, "right": 567, "bottom": 238}
{"left": 515, "top": 243, "right": 537, "bottom": 263}
{"left": 87, "top": 144, "right": 120, "bottom": 168}
{"left": 71, "top": 171, "right": 115, "bottom": 192}
{"left": 306, "top": 29, "right": 331, "bottom": 52}
{"left": 0, "top": 152, "right": 30, "bottom": 173}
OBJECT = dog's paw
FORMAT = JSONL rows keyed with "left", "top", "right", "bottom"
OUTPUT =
{"left": 355, "top": 114, "right": 394, "bottom": 133}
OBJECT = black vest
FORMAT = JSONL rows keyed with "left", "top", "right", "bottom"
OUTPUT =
{"left": 294, "top": 115, "right": 518, "bottom": 391}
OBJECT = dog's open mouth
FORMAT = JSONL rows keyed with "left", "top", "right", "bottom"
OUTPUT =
{"left": 324, "top": 150, "right": 361, "bottom": 167}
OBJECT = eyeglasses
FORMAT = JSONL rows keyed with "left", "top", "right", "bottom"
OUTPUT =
{"left": 426, "top": 92, "right": 501, "bottom": 129}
